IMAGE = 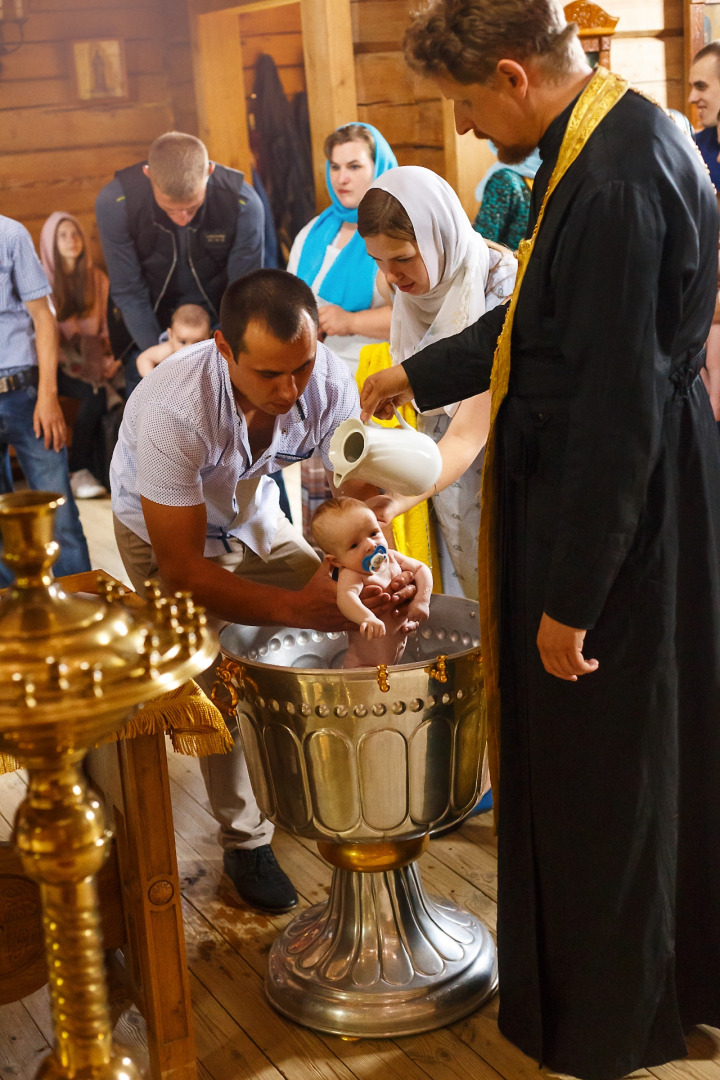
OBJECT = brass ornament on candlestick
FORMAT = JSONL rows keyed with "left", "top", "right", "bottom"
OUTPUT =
{"left": 0, "top": 491, "right": 218, "bottom": 1080}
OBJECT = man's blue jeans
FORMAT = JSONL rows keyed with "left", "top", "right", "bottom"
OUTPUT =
{"left": 0, "top": 375, "right": 91, "bottom": 585}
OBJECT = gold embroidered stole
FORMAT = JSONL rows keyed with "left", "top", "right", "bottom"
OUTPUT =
{"left": 478, "top": 67, "right": 629, "bottom": 819}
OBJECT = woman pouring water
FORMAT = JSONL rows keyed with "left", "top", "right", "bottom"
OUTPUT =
{"left": 357, "top": 166, "right": 517, "bottom": 599}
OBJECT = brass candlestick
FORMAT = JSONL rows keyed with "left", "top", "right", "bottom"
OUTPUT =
{"left": 0, "top": 492, "right": 218, "bottom": 1079}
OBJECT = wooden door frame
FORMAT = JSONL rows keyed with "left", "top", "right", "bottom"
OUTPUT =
{"left": 187, "top": 0, "right": 357, "bottom": 211}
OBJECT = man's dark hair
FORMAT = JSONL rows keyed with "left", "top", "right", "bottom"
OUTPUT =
{"left": 403, "top": 0, "right": 580, "bottom": 85}
{"left": 219, "top": 269, "right": 319, "bottom": 358}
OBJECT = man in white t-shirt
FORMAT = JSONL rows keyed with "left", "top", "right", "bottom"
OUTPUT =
{"left": 111, "top": 269, "right": 414, "bottom": 912}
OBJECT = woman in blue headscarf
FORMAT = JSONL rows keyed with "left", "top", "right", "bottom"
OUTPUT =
{"left": 287, "top": 122, "right": 397, "bottom": 375}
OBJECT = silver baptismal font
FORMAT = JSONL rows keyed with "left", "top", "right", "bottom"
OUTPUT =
{"left": 215, "top": 594, "right": 497, "bottom": 1038}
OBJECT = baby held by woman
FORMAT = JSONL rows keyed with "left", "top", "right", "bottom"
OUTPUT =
{"left": 311, "top": 497, "right": 432, "bottom": 668}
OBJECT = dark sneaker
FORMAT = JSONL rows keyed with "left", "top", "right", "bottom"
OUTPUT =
{"left": 223, "top": 845, "right": 298, "bottom": 913}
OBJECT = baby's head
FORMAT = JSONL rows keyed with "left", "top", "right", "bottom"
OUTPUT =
{"left": 311, "top": 497, "right": 387, "bottom": 574}
{"left": 167, "top": 303, "right": 211, "bottom": 352}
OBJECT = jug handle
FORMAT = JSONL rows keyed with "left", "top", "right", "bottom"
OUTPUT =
{"left": 393, "top": 407, "right": 413, "bottom": 431}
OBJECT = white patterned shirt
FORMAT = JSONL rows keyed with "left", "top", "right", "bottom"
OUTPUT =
{"left": 110, "top": 338, "right": 359, "bottom": 559}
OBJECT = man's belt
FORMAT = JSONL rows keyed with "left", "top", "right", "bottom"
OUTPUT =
{"left": 0, "top": 367, "right": 38, "bottom": 395}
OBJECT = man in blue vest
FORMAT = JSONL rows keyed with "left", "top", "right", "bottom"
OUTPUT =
{"left": 96, "top": 131, "right": 264, "bottom": 396}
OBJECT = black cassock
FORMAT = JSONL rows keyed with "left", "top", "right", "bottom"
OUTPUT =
{"left": 406, "top": 90, "right": 720, "bottom": 1080}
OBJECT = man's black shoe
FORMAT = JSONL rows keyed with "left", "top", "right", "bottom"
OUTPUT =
{"left": 222, "top": 845, "right": 298, "bottom": 913}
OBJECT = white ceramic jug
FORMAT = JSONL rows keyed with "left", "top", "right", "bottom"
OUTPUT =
{"left": 329, "top": 411, "right": 442, "bottom": 496}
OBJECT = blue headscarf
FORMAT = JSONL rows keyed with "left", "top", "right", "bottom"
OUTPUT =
{"left": 474, "top": 143, "right": 543, "bottom": 204}
{"left": 296, "top": 123, "right": 397, "bottom": 312}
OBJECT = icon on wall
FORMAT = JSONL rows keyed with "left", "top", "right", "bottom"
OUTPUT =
{"left": 705, "top": 0, "right": 720, "bottom": 44}
{"left": 72, "top": 39, "right": 128, "bottom": 102}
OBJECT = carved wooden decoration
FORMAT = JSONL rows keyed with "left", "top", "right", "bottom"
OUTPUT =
{"left": 564, "top": 1, "right": 619, "bottom": 69}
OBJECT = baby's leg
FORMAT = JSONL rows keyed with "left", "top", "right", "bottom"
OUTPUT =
{"left": 342, "top": 631, "right": 408, "bottom": 669}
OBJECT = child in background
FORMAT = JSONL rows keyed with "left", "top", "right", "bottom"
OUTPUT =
{"left": 311, "top": 496, "right": 432, "bottom": 669}
{"left": 136, "top": 304, "right": 211, "bottom": 377}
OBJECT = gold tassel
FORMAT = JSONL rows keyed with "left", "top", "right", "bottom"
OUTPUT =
{"left": 98, "top": 680, "right": 234, "bottom": 756}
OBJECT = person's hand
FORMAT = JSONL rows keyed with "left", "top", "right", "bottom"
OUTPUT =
{"left": 360, "top": 614, "right": 386, "bottom": 639}
{"left": 318, "top": 305, "right": 354, "bottom": 338}
{"left": 360, "top": 365, "right": 413, "bottom": 421}
{"left": 294, "top": 560, "right": 354, "bottom": 631}
{"left": 366, "top": 493, "right": 407, "bottom": 527}
{"left": 33, "top": 392, "right": 66, "bottom": 451}
{"left": 536, "top": 612, "right": 599, "bottom": 681}
{"left": 102, "top": 355, "right": 122, "bottom": 380}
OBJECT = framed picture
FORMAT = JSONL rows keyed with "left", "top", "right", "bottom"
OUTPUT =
{"left": 72, "top": 39, "right": 128, "bottom": 102}
{"left": 706, "top": 2, "right": 720, "bottom": 44}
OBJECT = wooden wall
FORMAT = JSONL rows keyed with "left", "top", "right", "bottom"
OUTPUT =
{"left": 610, "top": 0, "right": 685, "bottom": 110}
{"left": 352, "top": 0, "right": 444, "bottom": 174}
{"left": 0, "top": 0, "right": 690, "bottom": 259}
{"left": 0, "top": 0, "right": 195, "bottom": 263}
{"left": 239, "top": 3, "right": 305, "bottom": 99}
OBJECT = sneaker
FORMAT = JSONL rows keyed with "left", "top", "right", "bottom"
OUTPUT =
{"left": 70, "top": 469, "right": 107, "bottom": 499}
{"left": 223, "top": 845, "right": 298, "bottom": 913}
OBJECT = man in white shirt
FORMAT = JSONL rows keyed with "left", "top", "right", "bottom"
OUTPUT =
{"left": 111, "top": 269, "right": 413, "bottom": 912}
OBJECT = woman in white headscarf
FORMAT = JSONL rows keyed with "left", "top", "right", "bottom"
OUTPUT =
{"left": 357, "top": 166, "right": 516, "bottom": 599}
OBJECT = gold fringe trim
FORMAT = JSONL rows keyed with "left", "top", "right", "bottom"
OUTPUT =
{"left": 0, "top": 680, "right": 234, "bottom": 776}
{"left": 101, "top": 679, "right": 234, "bottom": 755}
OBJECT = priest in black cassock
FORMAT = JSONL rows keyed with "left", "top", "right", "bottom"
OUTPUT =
{"left": 360, "top": 2, "right": 720, "bottom": 1078}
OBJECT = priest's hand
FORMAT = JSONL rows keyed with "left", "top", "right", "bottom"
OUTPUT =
{"left": 360, "top": 364, "right": 414, "bottom": 421}
{"left": 536, "top": 613, "right": 599, "bottom": 681}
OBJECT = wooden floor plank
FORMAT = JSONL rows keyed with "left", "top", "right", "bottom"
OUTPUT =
{"left": 180, "top": 896, "right": 357, "bottom": 1080}
{"left": 189, "top": 971, "right": 284, "bottom": 1080}
{"left": 0, "top": 999, "right": 51, "bottom": 1080}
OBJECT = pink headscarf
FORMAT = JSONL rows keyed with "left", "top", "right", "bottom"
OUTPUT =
{"left": 39, "top": 210, "right": 95, "bottom": 288}
{"left": 38, "top": 211, "right": 109, "bottom": 344}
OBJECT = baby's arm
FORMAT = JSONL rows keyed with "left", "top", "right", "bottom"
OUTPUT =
{"left": 137, "top": 341, "right": 173, "bottom": 377}
{"left": 337, "top": 569, "right": 386, "bottom": 638}
{"left": 392, "top": 551, "right": 433, "bottom": 629}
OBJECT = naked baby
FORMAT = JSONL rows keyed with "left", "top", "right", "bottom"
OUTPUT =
{"left": 311, "top": 497, "right": 433, "bottom": 668}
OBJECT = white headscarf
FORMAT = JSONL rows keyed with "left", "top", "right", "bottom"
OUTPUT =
{"left": 371, "top": 167, "right": 491, "bottom": 382}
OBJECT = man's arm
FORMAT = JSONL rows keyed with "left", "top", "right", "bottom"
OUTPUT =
{"left": 226, "top": 182, "right": 265, "bottom": 281}
{"left": 95, "top": 180, "right": 163, "bottom": 351}
{"left": 141, "top": 497, "right": 353, "bottom": 630}
{"left": 25, "top": 297, "right": 66, "bottom": 451}
{"left": 360, "top": 304, "right": 506, "bottom": 421}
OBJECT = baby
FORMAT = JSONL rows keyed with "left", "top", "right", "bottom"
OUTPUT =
{"left": 311, "top": 497, "right": 433, "bottom": 669}
{"left": 136, "top": 303, "right": 211, "bottom": 377}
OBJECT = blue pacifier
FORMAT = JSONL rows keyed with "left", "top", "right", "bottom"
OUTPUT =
{"left": 362, "top": 544, "right": 387, "bottom": 573}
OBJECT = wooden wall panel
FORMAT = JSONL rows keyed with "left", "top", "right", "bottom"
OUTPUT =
{"left": 239, "top": 3, "right": 305, "bottom": 104}
{"left": 0, "top": 0, "right": 193, "bottom": 263}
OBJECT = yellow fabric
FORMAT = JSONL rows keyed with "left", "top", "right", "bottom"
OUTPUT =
{"left": 356, "top": 343, "right": 443, "bottom": 592}
{"left": 0, "top": 679, "right": 232, "bottom": 777}
{"left": 478, "top": 68, "right": 630, "bottom": 823}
